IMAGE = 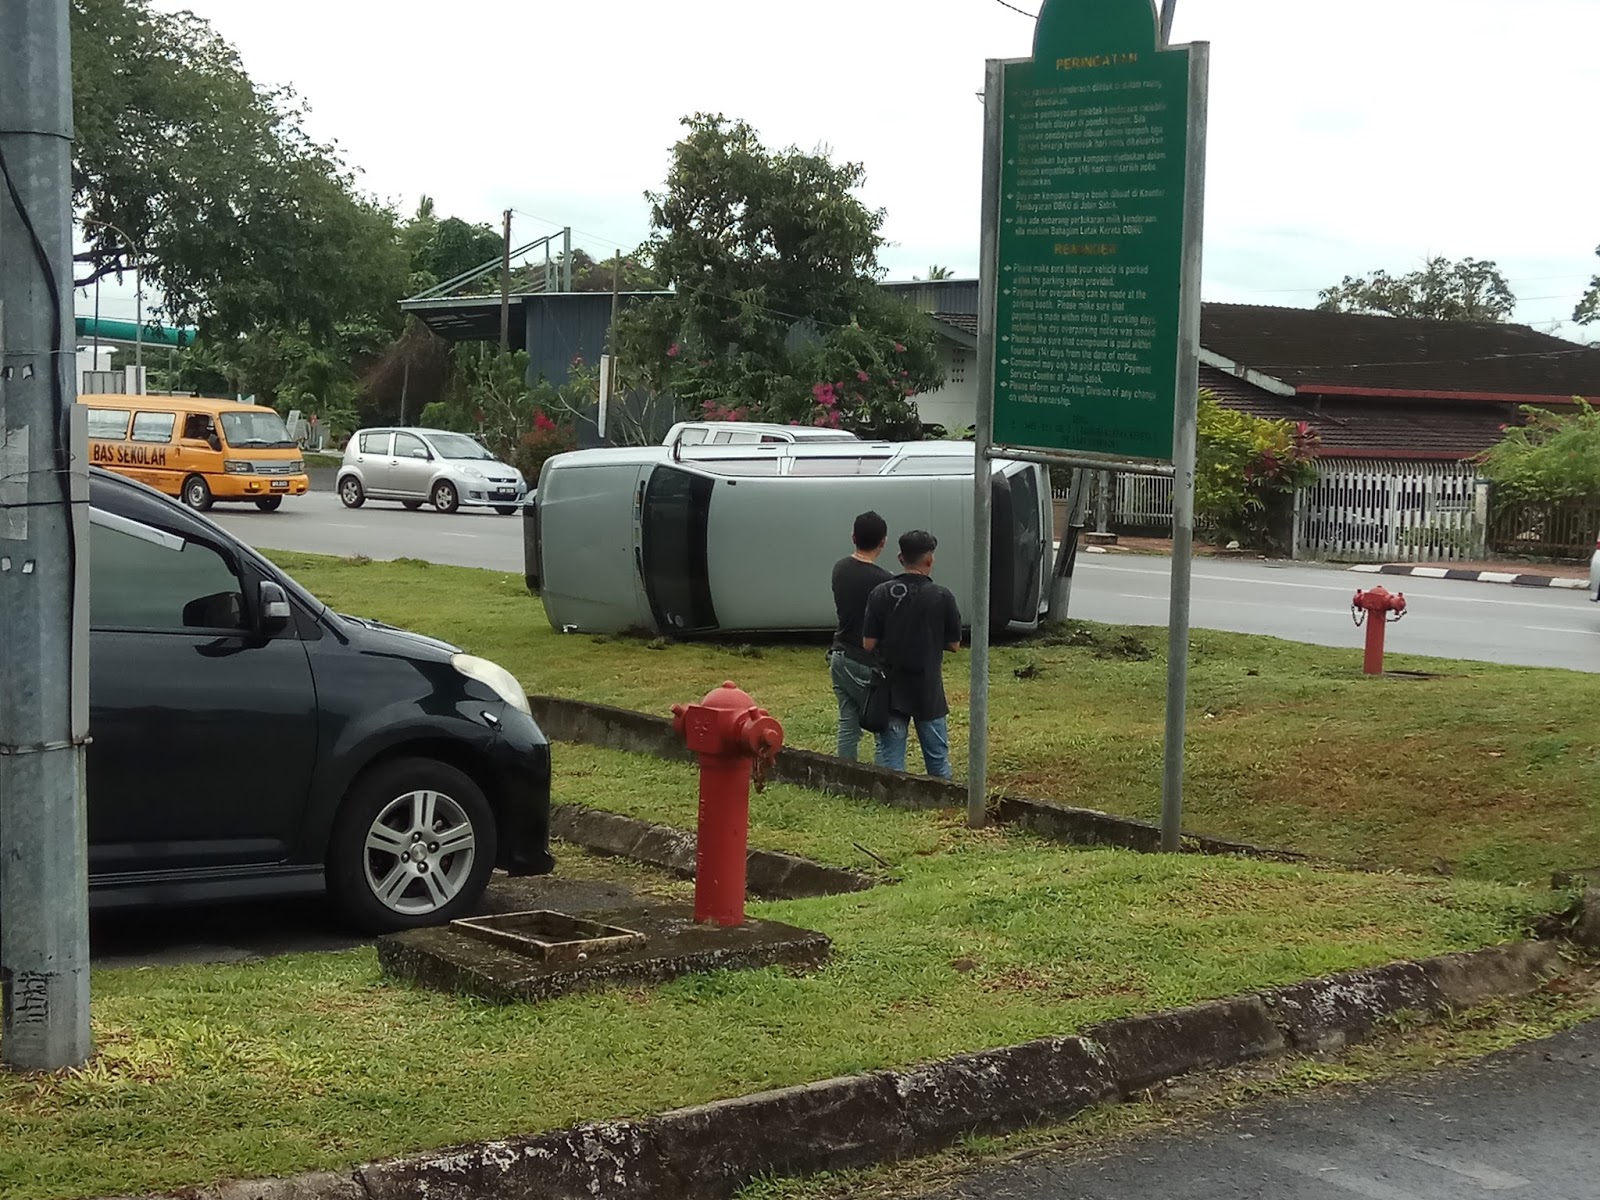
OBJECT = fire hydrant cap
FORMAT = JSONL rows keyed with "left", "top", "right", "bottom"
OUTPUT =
{"left": 696, "top": 680, "right": 758, "bottom": 711}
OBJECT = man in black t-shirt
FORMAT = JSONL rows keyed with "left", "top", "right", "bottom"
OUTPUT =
{"left": 862, "top": 530, "right": 962, "bottom": 779}
{"left": 828, "top": 511, "right": 892, "bottom": 760}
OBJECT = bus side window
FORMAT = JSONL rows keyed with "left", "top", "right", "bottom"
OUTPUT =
{"left": 131, "top": 411, "right": 177, "bottom": 445}
{"left": 86, "top": 409, "right": 130, "bottom": 440}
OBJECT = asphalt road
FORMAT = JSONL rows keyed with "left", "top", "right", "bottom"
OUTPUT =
{"left": 210, "top": 491, "right": 1600, "bottom": 672}
{"left": 920, "top": 1020, "right": 1600, "bottom": 1200}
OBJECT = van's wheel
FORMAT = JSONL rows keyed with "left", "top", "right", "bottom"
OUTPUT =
{"left": 255, "top": 496, "right": 283, "bottom": 512}
{"left": 432, "top": 481, "right": 460, "bottom": 514}
{"left": 401, "top": 500, "right": 423, "bottom": 511}
{"left": 326, "top": 758, "right": 497, "bottom": 933}
{"left": 181, "top": 475, "right": 213, "bottom": 512}
{"left": 338, "top": 476, "right": 365, "bottom": 509}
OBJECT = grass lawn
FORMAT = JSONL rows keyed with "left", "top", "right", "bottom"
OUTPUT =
{"left": 1, "top": 746, "right": 1561, "bottom": 1200}
{"left": 269, "top": 552, "right": 1600, "bottom": 884}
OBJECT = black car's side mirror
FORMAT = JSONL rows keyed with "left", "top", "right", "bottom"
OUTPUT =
{"left": 259, "top": 580, "right": 292, "bottom": 635}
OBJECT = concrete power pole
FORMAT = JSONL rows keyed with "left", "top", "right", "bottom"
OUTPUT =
{"left": 0, "top": 0, "right": 93, "bottom": 1070}
{"left": 499, "top": 209, "right": 512, "bottom": 353}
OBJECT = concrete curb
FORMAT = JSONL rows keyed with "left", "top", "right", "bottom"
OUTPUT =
{"left": 550, "top": 803, "right": 878, "bottom": 899}
{"left": 137, "top": 940, "right": 1563, "bottom": 1200}
{"left": 528, "top": 696, "right": 1307, "bottom": 864}
{"left": 1351, "top": 562, "right": 1590, "bottom": 591}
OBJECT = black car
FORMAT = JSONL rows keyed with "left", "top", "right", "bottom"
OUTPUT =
{"left": 87, "top": 468, "right": 554, "bottom": 931}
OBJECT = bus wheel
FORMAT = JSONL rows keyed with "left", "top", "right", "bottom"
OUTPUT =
{"left": 182, "top": 475, "right": 214, "bottom": 512}
{"left": 255, "top": 496, "right": 283, "bottom": 512}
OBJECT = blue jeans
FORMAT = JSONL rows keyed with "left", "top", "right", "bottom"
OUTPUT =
{"left": 875, "top": 714, "right": 952, "bottom": 779}
{"left": 829, "top": 651, "right": 877, "bottom": 761}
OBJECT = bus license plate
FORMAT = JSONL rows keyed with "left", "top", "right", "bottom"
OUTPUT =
{"left": 271, "top": 480, "right": 289, "bottom": 490}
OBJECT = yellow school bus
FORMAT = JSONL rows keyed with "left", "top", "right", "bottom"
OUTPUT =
{"left": 79, "top": 395, "right": 310, "bottom": 512}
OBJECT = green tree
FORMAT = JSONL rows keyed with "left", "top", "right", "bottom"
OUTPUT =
{"left": 616, "top": 114, "right": 942, "bottom": 437}
{"left": 1574, "top": 246, "right": 1600, "bottom": 326}
{"left": 1480, "top": 400, "right": 1600, "bottom": 502}
{"left": 920, "top": 264, "right": 955, "bottom": 280}
{"left": 1316, "top": 256, "right": 1516, "bottom": 322}
{"left": 71, "top": 0, "right": 406, "bottom": 341}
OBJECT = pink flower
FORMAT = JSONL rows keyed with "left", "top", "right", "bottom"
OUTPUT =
{"left": 857, "top": 370, "right": 870, "bottom": 382}
{"left": 894, "top": 343, "right": 906, "bottom": 354}
{"left": 900, "top": 369, "right": 909, "bottom": 377}
{"left": 812, "top": 382, "right": 838, "bottom": 407}
{"left": 789, "top": 420, "right": 800, "bottom": 426}
{"left": 667, "top": 343, "right": 681, "bottom": 358}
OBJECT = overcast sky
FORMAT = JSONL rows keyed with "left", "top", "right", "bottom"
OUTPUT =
{"left": 85, "top": 0, "right": 1596, "bottom": 342}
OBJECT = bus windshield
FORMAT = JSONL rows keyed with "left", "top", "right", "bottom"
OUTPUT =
{"left": 219, "top": 410, "right": 295, "bottom": 449}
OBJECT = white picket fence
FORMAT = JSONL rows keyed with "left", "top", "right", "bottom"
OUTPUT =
{"left": 1295, "top": 460, "right": 1488, "bottom": 563}
{"left": 1056, "top": 459, "right": 1489, "bottom": 563}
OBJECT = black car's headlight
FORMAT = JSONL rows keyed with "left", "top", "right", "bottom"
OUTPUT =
{"left": 452, "top": 654, "right": 530, "bottom": 716}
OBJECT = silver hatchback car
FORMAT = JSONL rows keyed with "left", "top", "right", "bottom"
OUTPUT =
{"left": 337, "top": 428, "right": 528, "bottom": 515}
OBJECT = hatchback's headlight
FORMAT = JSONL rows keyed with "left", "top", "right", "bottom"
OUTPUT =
{"left": 458, "top": 466, "right": 485, "bottom": 479}
{"left": 452, "top": 654, "right": 530, "bottom": 716}
{"left": 223, "top": 460, "right": 253, "bottom": 474}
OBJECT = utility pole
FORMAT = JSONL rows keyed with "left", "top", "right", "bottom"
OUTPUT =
{"left": 499, "top": 208, "right": 512, "bottom": 353}
{"left": 0, "top": 0, "right": 94, "bottom": 1071}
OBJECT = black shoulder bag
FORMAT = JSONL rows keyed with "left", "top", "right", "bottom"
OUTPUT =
{"left": 860, "top": 582, "right": 918, "bottom": 735}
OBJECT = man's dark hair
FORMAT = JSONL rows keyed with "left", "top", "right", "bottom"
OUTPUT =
{"left": 899, "top": 529, "right": 938, "bottom": 566}
{"left": 852, "top": 511, "right": 888, "bottom": 550}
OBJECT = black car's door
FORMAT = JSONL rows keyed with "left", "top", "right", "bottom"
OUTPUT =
{"left": 87, "top": 512, "right": 319, "bottom": 877}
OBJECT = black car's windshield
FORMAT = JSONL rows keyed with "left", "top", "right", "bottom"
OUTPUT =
{"left": 428, "top": 433, "right": 496, "bottom": 461}
{"left": 220, "top": 410, "right": 295, "bottom": 449}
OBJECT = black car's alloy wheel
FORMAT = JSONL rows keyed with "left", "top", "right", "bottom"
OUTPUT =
{"left": 327, "top": 758, "right": 497, "bottom": 932}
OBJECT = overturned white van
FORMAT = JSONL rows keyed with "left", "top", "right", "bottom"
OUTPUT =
{"left": 524, "top": 440, "right": 1053, "bottom": 638}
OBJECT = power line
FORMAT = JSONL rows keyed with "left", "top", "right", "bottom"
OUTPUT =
{"left": 991, "top": 0, "right": 1037, "bottom": 16}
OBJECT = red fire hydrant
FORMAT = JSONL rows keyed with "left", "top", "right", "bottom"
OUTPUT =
{"left": 670, "top": 681, "right": 784, "bottom": 928}
{"left": 1352, "top": 586, "right": 1407, "bottom": 675}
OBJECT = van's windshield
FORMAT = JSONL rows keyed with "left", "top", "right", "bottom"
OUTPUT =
{"left": 220, "top": 410, "right": 295, "bottom": 449}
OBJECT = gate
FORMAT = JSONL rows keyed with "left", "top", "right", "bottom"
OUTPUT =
{"left": 1295, "top": 460, "right": 1486, "bottom": 563}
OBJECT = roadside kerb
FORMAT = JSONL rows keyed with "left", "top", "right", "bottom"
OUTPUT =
{"left": 1351, "top": 563, "right": 1589, "bottom": 590}
{"left": 132, "top": 939, "right": 1564, "bottom": 1200}
{"left": 528, "top": 695, "right": 1307, "bottom": 863}
{"left": 550, "top": 803, "right": 878, "bottom": 899}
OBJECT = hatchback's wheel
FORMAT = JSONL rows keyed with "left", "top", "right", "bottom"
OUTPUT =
{"left": 401, "top": 499, "right": 423, "bottom": 511}
{"left": 327, "top": 758, "right": 497, "bottom": 933}
{"left": 494, "top": 505, "right": 518, "bottom": 516}
{"left": 181, "top": 474, "right": 213, "bottom": 511}
{"left": 338, "top": 476, "right": 365, "bottom": 509}
{"left": 432, "top": 480, "right": 460, "bottom": 514}
{"left": 255, "top": 496, "right": 284, "bottom": 512}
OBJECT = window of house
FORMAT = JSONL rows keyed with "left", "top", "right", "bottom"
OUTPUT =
{"left": 949, "top": 350, "right": 969, "bottom": 385}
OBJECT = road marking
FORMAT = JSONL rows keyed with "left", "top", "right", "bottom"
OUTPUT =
{"left": 440, "top": 533, "right": 479, "bottom": 541}
{"left": 1266, "top": 1152, "right": 1425, "bottom": 1199}
{"left": 1398, "top": 1148, "right": 1529, "bottom": 1190}
{"left": 1091, "top": 564, "right": 1583, "bottom": 610}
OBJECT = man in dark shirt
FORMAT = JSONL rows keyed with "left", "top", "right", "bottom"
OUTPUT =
{"left": 861, "top": 529, "right": 962, "bottom": 779}
{"left": 829, "top": 511, "right": 893, "bottom": 760}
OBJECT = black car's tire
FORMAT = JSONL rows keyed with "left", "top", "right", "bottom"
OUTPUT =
{"left": 432, "top": 481, "right": 460, "bottom": 514}
{"left": 326, "top": 757, "right": 498, "bottom": 934}
{"left": 401, "top": 499, "right": 424, "bottom": 511}
{"left": 339, "top": 476, "right": 365, "bottom": 509}
{"left": 181, "top": 474, "right": 213, "bottom": 511}
{"left": 255, "top": 496, "right": 284, "bottom": 512}
{"left": 494, "top": 505, "right": 518, "bottom": 516}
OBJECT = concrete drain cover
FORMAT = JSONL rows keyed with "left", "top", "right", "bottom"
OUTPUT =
{"left": 451, "top": 910, "right": 647, "bottom": 963}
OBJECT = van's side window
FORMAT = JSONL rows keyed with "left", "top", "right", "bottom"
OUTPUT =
{"left": 130, "top": 412, "right": 176, "bottom": 444}
{"left": 90, "top": 523, "right": 246, "bottom": 632}
{"left": 87, "top": 409, "right": 130, "bottom": 440}
{"left": 182, "top": 413, "right": 220, "bottom": 447}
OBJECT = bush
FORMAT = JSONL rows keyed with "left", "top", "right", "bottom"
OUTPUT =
{"left": 1479, "top": 399, "right": 1600, "bottom": 503}
{"left": 513, "top": 411, "right": 578, "bottom": 486}
{"left": 1196, "top": 391, "right": 1319, "bottom": 552}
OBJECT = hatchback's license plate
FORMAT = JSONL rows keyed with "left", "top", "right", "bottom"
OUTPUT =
{"left": 493, "top": 489, "right": 516, "bottom": 500}
{"left": 271, "top": 480, "right": 290, "bottom": 490}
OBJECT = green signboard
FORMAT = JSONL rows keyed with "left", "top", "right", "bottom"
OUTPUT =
{"left": 990, "top": 0, "right": 1203, "bottom": 463}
